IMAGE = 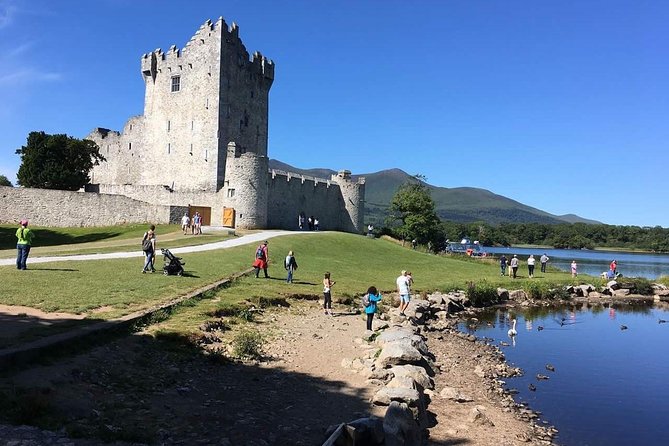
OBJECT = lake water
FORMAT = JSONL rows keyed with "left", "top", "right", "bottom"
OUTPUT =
{"left": 461, "top": 304, "right": 669, "bottom": 446}
{"left": 483, "top": 246, "right": 669, "bottom": 280}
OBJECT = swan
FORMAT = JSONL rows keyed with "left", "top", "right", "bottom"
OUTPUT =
{"left": 508, "top": 319, "right": 518, "bottom": 336}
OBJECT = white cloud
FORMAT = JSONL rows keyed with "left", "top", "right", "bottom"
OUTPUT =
{"left": 0, "top": 68, "right": 61, "bottom": 86}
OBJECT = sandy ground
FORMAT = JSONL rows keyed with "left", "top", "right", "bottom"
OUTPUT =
{"left": 0, "top": 297, "right": 555, "bottom": 445}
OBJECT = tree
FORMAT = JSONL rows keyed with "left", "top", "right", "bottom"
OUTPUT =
{"left": 0, "top": 175, "right": 12, "bottom": 186}
{"left": 16, "top": 131, "right": 105, "bottom": 190}
{"left": 386, "top": 175, "right": 443, "bottom": 247}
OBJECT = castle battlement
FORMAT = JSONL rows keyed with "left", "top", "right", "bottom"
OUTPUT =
{"left": 270, "top": 169, "right": 333, "bottom": 188}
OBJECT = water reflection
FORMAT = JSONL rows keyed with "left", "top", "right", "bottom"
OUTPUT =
{"left": 459, "top": 303, "right": 669, "bottom": 446}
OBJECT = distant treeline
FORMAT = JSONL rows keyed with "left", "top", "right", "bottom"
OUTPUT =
{"left": 441, "top": 222, "right": 669, "bottom": 252}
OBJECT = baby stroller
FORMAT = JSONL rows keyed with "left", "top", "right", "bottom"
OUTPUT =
{"left": 161, "top": 248, "right": 185, "bottom": 276}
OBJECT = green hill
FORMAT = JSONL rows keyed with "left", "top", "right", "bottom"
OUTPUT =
{"left": 269, "top": 160, "right": 598, "bottom": 225}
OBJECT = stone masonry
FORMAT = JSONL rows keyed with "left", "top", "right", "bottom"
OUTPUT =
{"left": 81, "top": 17, "right": 365, "bottom": 232}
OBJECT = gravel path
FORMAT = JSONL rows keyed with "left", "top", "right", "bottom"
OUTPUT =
{"left": 0, "top": 230, "right": 316, "bottom": 266}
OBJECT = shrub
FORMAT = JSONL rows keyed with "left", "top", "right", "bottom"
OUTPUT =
{"left": 619, "top": 278, "right": 654, "bottom": 295}
{"left": 231, "top": 330, "right": 264, "bottom": 359}
{"left": 466, "top": 281, "right": 498, "bottom": 307}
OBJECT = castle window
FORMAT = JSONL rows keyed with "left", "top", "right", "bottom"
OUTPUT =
{"left": 167, "top": 143, "right": 171, "bottom": 154}
{"left": 204, "top": 149, "right": 208, "bottom": 161}
{"left": 191, "top": 121, "right": 194, "bottom": 130}
{"left": 171, "top": 76, "right": 181, "bottom": 92}
{"left": 167, "top": 120, "right": 171, "bottom": 132}
{"left": 128, "top": 142, "right": 132, "bottom": 150}
{"left": 227, "top": 188, "right": 235, "bottom": 198}
{"left": 190, "top": 144, "right": 193, "bottom": 155}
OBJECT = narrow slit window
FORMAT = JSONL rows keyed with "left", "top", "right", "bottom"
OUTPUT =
{"left": 227, "top": 188, "right": 235, "bottom": 198}
{"left": 171, "top": 76, "right": 181, "bottom": 92}
{"left": 167, "top": 143, "right": 171, "bottom": 154}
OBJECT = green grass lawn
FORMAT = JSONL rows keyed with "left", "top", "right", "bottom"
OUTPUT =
{"left": 0, "top": 224, "right": 224, "bottom": 261}
{"left": 0, "top": 232, "right": 581, "bottom": 316}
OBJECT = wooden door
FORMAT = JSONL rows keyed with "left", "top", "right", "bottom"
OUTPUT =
{"left": 223, "top": 208, "right": 235, "bottom": 227}
{"left": 189, "top": 206, "right": 211, "bottom": 225}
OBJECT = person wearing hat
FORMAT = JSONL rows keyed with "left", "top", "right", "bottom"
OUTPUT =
{"left": 16, "top": 219, "right": 35, "bottom": 270}
{"left": 253, "top": 241, "right": 270, "bottom": 278}
{"left": 396, "top": 270, "right": 411, "bottom": 316}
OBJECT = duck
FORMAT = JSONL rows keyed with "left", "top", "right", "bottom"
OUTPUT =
{"left": 659, "top": 319, "right": 667, "bottom": 324}
{"left": 499, "top": 341, "right": 510, "bottom": 347}
{"left": 508, "top": 319, "right": 518, "bottom": 337}
{"left": 545, "top": 364, "right": 555, "bottom": 372}
{"left": 620, "top": 325, "right": 628, "bottom": 330}
{"left": 536, "top": 374, "right": 550, "bottom": 380}
{"left": 528, "top": 383, "right": 537, "bottom": 392}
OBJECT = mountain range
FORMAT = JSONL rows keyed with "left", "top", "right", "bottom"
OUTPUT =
{"left": 269, "top": 160, "right": 600, "bottom": 225}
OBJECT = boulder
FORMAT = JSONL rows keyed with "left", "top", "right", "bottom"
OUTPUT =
{"left": 497, "top": 288, "right": 509, "bottom": 300}
{"left": 373, "top": 387, "right": 421, "bottom": 406}
{"left": 469, "top": 405, "right": 494, "bottom": 427}
{"left": 607, "top": 280, "right": 620, "bottom": 290}
{"left": 509, "top": 290, "right": 528, "bottom": 301}
{"left": 376, "top": 343, "right": 424, "bottom": 368}
{"left": 427, "top": 293, "right": 446, "bottom": 305}
{"left": 389, "top": 364, "right": 434, "bottom": 390}
{"left": 613, "top": 288, "right": 630, "bottom": 297}
{"left": 383, "top": 401, "right": 422, "bottom": 446}
{"left": 387, "top": 375, "right": 418, "bottom": 390}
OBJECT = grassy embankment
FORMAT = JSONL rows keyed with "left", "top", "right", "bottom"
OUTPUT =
{"left": 0, "top": 229, "right": 595, "bottom": 345}
{"left": 0, "top": 224, "right": 233, "bottom": 259}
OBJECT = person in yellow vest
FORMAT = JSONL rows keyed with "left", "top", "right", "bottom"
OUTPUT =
{"left": 16, "top": 219, "right": 35, "bottom": 270}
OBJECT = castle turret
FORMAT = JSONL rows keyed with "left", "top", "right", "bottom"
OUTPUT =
{"left": 223, "top": 142, "right": 268, "bottom": 229}
{"left": 331, "top": 170, "right": 365, "bottom": 233}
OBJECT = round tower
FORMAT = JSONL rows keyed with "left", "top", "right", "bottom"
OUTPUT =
{"left": 223, "top": 142, "right": 268, "bottom": 229}
{"left": 332, "top": 170, "right": 365, "bottom": 233}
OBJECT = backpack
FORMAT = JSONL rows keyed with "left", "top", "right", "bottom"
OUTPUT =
{"left": 256, "top": 246, "right": 264, "bottom": 259}
{"left": 142, "top": 234, "right": 152, "bottom": 251}
{"left": 362, "top": 293, "right": 371, "bottom": 308}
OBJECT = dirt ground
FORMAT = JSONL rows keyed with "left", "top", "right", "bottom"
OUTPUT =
{"left": 0, "top": 298, "right": 554, "bottom": 445}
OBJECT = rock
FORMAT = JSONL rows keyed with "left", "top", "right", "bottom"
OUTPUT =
{"left": 497, "top": 288, "right": 509, "bottom": 300}
{"left": 427, "top": 293, "right": 445, "bottom": 305}
{"left": 613, "top": 288, "right": 630, "bottom": 297}
{"left": 440, "top": 386, "right": 473, "bottom": 402}
{"left": 373, "top": 387, "right": 421, "bottom": 406}
{"left": 607, "top": 280, "right": 620, "bottom": 290}
{"left": 376, "top": 327, "right": 418, "bottom": 346}
{"left": 474, "top": 365, "right": 485, "bottom": 378}
{"left": 388, "top": 364, "right": 434, "bottom": 389}
{"left": 588, "top": 291, "right": 602, "bottom": 298}
{"left": 376, "top": 343, "right": 424, "bottom": 368}
{"left": 469, "top": 405, "right": 495, "bottom": 426}
{"left": 387, "top": 375, "right": 418, "bottom": 390}
{"left": 509, "top": 290, "right": 528, "bottom": 301}
{"left": 383, "top": 401, "right": 423, "bottom": 446}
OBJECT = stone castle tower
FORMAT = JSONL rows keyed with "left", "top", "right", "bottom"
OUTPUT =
{"left": 87, "top": 17, "right": 365, "bottom": 232}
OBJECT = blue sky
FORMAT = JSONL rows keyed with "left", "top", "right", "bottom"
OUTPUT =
{"left": 0, "top": 0, "right": 667, "bottom": 227}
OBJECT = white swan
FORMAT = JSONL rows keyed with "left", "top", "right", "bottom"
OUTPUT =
{"left": 508, "top": 319, "right": 518, "bottom": 336}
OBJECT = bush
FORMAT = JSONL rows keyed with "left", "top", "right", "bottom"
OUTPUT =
{"left": 231, "top": 330, "right": 264, "bottom": 359}
{"left": 466, "top": 281, "right": 498, "bottom": 307}
{"left": 619, "top": 278, "right": 654, "bottom": 295}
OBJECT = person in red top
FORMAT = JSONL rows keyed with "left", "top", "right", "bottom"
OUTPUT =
{"left": 610, "top": 260, "right": 617, "bottom": 274}
{"left": 253, "top": 241, "right": 269, "bottom": 278}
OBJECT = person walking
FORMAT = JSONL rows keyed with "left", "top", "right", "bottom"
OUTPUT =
{"left": 15, "top": 219, "right": 35, "bottom": 270}
{"left": 323, "top": 272, "right": 336, "bottom": 316}
{"left": 181, "top": 213, "right": 190, "bottom": 235}
{"left": 284, "top": 251, "right": 298, "bottom": 283}
{"left": 499, "top": 254, "right": 508, "bottom": 276}
{"left": 527, "top": 255, "right": 536, "bottom": 278}
{"left": 510, "top": 255, "right": 519, "bottom": 279}
{"left": 397, "top": 270, "right": 411, "bottom": 316}
{"left": 363, "top": 286, "right": 383, "bottom": 331}
{"left": 540, "top": 253, "right": 549, "bottom": 273}
{"left": 571, "top": 260, "right": 578, "bottom": 277}
{"left": 253, "top": 241, "right": 269, "bottom": 278}
{"left": 141, "top": 225, "right": 157, "bottom": 273}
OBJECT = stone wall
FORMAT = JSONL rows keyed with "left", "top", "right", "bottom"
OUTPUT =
{"left": 267, "top": 170, "right": 354, "bottom": 232}
{"left": 0, "top": 186, "right": 178, "bottom": 227}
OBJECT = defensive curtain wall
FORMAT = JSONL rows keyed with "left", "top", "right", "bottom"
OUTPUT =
{"left": 0, "top": 186, "right": 186, "bottom": 227}
{"left": 81, "top": 17, "right": 365, "bottom": 233}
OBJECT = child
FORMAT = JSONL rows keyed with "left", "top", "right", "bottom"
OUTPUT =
{"left": 363, "top": 286, "right": 383, "bottom": 331}
{"left": 284, "top": 251, "right": 298, "bottom": 283}
{"left": 323, "top": 272, "right": 336, "bottom": 316}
